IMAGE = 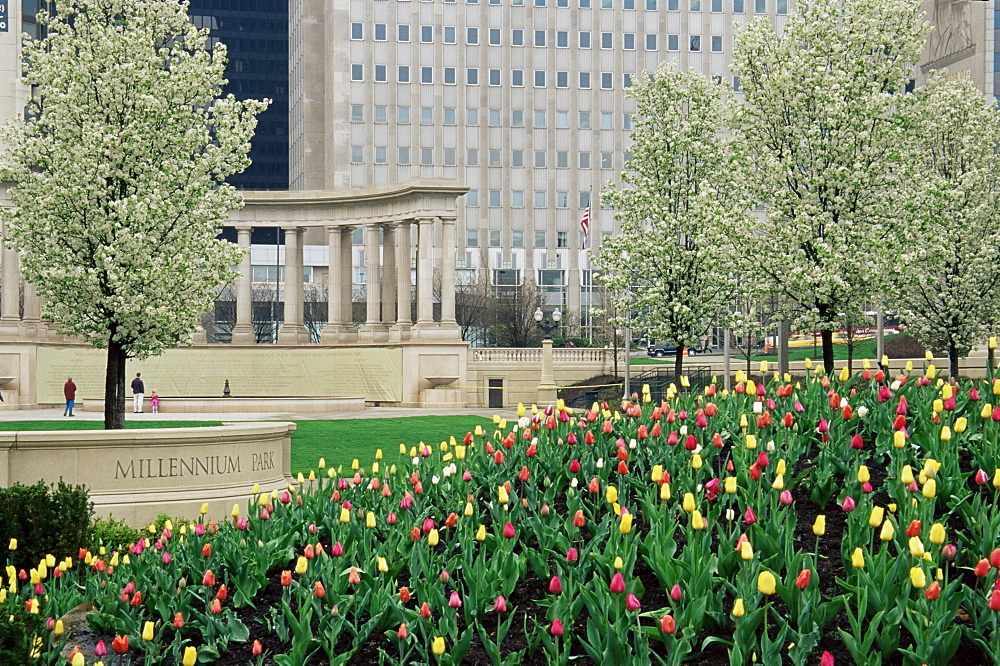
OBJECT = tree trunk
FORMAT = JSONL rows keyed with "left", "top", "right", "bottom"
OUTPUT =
{"left": 674, "top": 345, "right": 684, "bottom": 381}
{"left": 949, "top": 342, "right": 960, "bottom": 381}
{"left": 821, "top": 329, "right": 835, "bottom": 375}
{"left": 104, "top": 340, "right": 127, "bottom": 430}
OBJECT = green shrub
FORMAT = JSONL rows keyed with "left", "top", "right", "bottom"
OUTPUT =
{"left": 0, "top": 606, "right": 43, "bottom": 666}
{"left": 0, "top": 480, "right": 93, "bottom": 570}
{"left": 90, "top": 515, "right": 143, "bottom": 553}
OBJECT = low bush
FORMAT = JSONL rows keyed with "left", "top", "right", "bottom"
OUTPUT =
{"left": 0, "top": 480, "right": 93, "bottom": 570}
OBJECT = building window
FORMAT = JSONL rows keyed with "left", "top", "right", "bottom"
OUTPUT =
{"left": 489, "top": 69, "right": 501, "bottom": 86}
{"left": 601, "top": 32, "right": 613, "bottom": 49}
{"left": 351, "top": 64, "right": 363, "bottom": 81}
{"left": 444, "top": 108, "right": 457, "bottom": 125}
{"left": 733, "top": 75, "right": 741, "bottom": 91}
{"left": 374, "top": 65, "right": 387, "bottom": 82}
{"left": 579, "top": 111, "right": 591, "bottom": 128}
{"left": 534, "top": 191, "right": 546, "bottom": 207}
{"left": 557, "top": 31, "right": 569, "bottom": 47}
{"left": 467, "top": 189, "right": 479, "bottom": 206}
{"left": 534, "top": 70, "right": 546, "bottom": 87}
{"left": 467, "top": 148, "right": 479, "bottom": 165}
{"left": 646, "top": 34, "right": 657, "bottom": 50}
{"left": 624, "top": 0, "right": 635, "bottom": 7}
{"left": 398, "top": 66, "right": 410, "bottom": 83}
{"left": 580, "top": 72, "right": 591, "bottom": 88}
{"left": 512, "top": 190, "right": 525, "bottom": 207}
{"left": 467, "top": 230, "right": 479, "bottom": 247}
{"left": 351, "top": 146, "right": 363, "bottom": 163}
{"left": 690, "top": 35, "right": 701, "bottom": 51}
{"left": 375, "top": 106, "right": 388, "bottom": 123}
{"left": 534, "top": 111, "right": 546, "bottom": 127}
{"left": 667, "top": 34, "right": 679, "bottom": 51}
{"left": 580, "top": 191, "right": 592, "bottom": 207}
{"left": 375, "top": 146, "right": 387, "bottom": 164}
{"left": 690, "top": 0, "right": 700, "bottom": 8}
{"left": 421, "top": 66, "right": 433, "bottom": 83}
{"left": 624, "top": 33, "right": 635, "bottom": 50}
{"left": 601, "top": 112, "right": 613, "bottom": 129}
{"left": 398, "top": 106, "right": 411, "bottom": 123}
{"left": 755, "top": 0, "right": 765, "bottom": 12}
{"left": 513, "top": 231, "right": 524, "bottom": 247}
{"left": 580, "top": 0, "right": 591, "bottom": 6}
{"left": 489, "top": 149, "right": 501, "bottom": 167}
{"left": 669, "top": 0, "right": 678, "bottom": 8}
{"left": 624, "top": 73, "right": 633, "bottom": 87}
{"left": 579, "top": 31, "right": 591, "bottom": 48}
{"left": 535, "top": 30, "right": 546, "bottom": 46}
{"left": 535, "top": 232, "right": 546, "bottom": 247}
{"left": 776, "top": 0, "right": 786, "bottom": 11}
{"left": 467, "top": 108, "right": 479, "bottom": 124}
{"left": 512, "top": 109, "right": 524, "bottom": 126}
{"left": 421, "top": 148, "right": 434, "bottom": 165}
{"left": 601, "top": 72, "right": 613, "bottom": 89}
{"left": 733, "top": 0, "right": 744, "bottom": 11}
{"left": 444, "top": 26, "right": 456, "bottom": 43}
{"left": 421, "top": 107, "right": 433, "bottom": 124}
{"left": 467, "top": 27, "right": 479, "bottom": 44}
{"left": 556, "top": 151, "right": 569, "bottom": 167}
{"left": 467, "top": 68, "right": 479, "bottom": 85}
{"left": 444, "top": 67, "right": 456, "bottom": 84}
{"left": 556, "top": 110, "right": 569, "bottom": 128}
{"left": 398, "top": 24, "right": 410, "bottom": 41}
{"left": 421, "top": 25, "right": 433, "bottom": 42}
{"left": 512, "top": 29, "right": 524, "bottom": 46}
{"left": 646, "top": 0, "right": 657, "bottom": 6}
{"left": 489, "top": 190, "right": 501, "bottom": 206}
{"left": 444, "top": 148, "right": 456, "bottom": 166}
{"left": 350, "top": 104, "right": 363, "bottom": 122}
{"left": 601, "top": 152, "right": 613, "bottom": 168}
{"left": 374, "top": 23, "right": 387, "bottom": 40}
{"left": 623, "top": 113, "right": 634, "bottom": 129}
{"left": 534, "top": 151, "right": 546, "bottom": 167}
{"left": 489, "top": 109, "right": 502, "bottom": 126}
{"left": 579, "top": 151, "right": 591, "bottom": 168}
{"left": 398, "top": 147, "right": 411, "bottom": 164}
{"left": 711, "top": 35, "right": 723, "bottom": 52}
{"left": 556, "top": 71, "right": 569, "bottom": 88}
{"left": 711, "top": 0, "right": 722, "bottom": 9}
{"left": 490, "top": 231, "right": 502, "bottom": 246}
{"left": 556, "top": 192, "right": 568, "bottom": 208}
{"left": 557, "top": 231, "right": 569, "bottom": 247}
{"left": 512, "top": 149, "right": 524, "bottom": 166}
{"left": 489, "top": 28, "right": 501, "bottom": 45}
{"left": 351, "top": 22, "right": 363, "bottom": 40}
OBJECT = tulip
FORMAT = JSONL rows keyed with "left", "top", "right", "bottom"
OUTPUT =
{"left": 925, "top": 581, "right": 941, "bottom": 600}
{"left": 95, "top": 640, "right": 107, "bottom": 657}
{"left": 909, "top": 566, "right": 926, "bottom": 589}
{"left": 173, "top": 612, "right": 184, "bottom": 628}
{"left": 252, "top": 639, "right": 263, "bottom": 655}
{"left": 549, "top": 576, "right": 562, "bottom": 594}
{"left": 740, "top": 541, "right": 753, "bottom": 561}
{"left": 879, "top": 521, "right": 895, "bottom": 541}
{"left": 841, "top": 496, "right": 856, "bottom": 512}
{"left": 419, "top": 602, "right": 432, "bottom": 618}
{"left": 990, "top": 589, "right": 1000, "bottom": 612}
{"left": 922, "top": 478, "right": 937, "bottom": 499}
{"left": 141, "top": 621, "right": 154, "bottom": 641}
{"left": 813, "top": 515, "right": 826, "bottom": 536}
{"left": 210, "top": 598, "right": 222, "bottom": 614}
{"left": 670, "top": 584, "right": 682, "bottom": 601}
{"left": 975, "top": 559, "right": 991, "bottom": 577}
{"left": 991, "top": 548, "right": 1000, "bottom": 569}
{"left": 625, "top": 593, "right": 641, "bottom": 611}
{"left": 448, "top": 591, "right": 462, "bottom": 608}
{"left": 551, "top": 619, "right": 565, "bottom": 635}
{"left": 610, "top": 573, "right": 625, "bottom": 593}
{"left": 660, "top": 614, "right": 676, "bottom": 633}
{"left": 821, "top": 652, "right": 835, "bottom": 666}
{"left": 691, "top": 510, "right": 706, "bottom": 529}
{"left": 757, "top": 571, "right": 776, "bottom": 595}
{"left": 794, "top": 569, "right": 811, "bottom": 589}
{"left": 503, "top": 522, "right": 516, "bottom": 538}
{"left": 183, "top": 646, "right": 198, "bottom": 666}
{"left": 744, "top": 507, "right": 757, "bottom": 524}
{"left": 494, "top": 595, "right": 507, "bottom": 612}
{"left": 70, "top": 652, "right": 84, "bottom": 666}
{"left": 929, "top": 523, "right": 946, "bottom": 545}
{"left": 280, "top": 570, "right": 292, "bottom": 586}
{"left": 432, "top": 636, "right": 446, "bottom": 656}
{"left": 851, "top": 548, "right": 865, "bottom": 568}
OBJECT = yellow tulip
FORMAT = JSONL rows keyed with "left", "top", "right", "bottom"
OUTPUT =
{"left": 771, "top": 474, "right": 784, "bottom": 490}
{"left": 909, "top": 566, "right": 926, "bottom": 588}
{"left": 691, "top": 510, "right": 705, "bottom": 530}
{"left": 757, "top": 571, "right": 776, "bottom": 595}
{"left": 776, "top": 459, "right": 786, "bottom": 475}
{"left": 746, "top": 380, "right": 756, "bottom": 395}
{"left": 620, "top": 512, "right": 633, "bottom": 534}
{"left": 922, "top": 478, "right": 937, "bottom": 499}
{"left": 725, "top": 477, "right": 738, "bottom": 494}
{"left": 851, "top": 548, "right": 865, "bottom": 568}
{"left": 183, "top": 646, "right": 198, "bottom": 666}
{"left": 651, "top": 465, "right": 664, "bottom": 483}
{"left": 498, "top": 486, "right": 510, "bottom": 504}
{"left": 908, "top": 537, "right": 924, "bottom": 558}
{"left": 740, "top": 541, "right": 753, "bottom": 561}
{"left": 894, "top": 430, "right": 906, "bottom": 449}
{"left": 929, "top": 523, "right": 945, "bottom": 545}
{"left": 955, "top": 417, "right": 967, "bottom": 433}
{"left": 339, "top": 507, "right": 350, "bottom": 523}
{"left": 295, "top": 556, "right": 308, "bottom": 575}
{"left": 868, "top": 506, "right": 884, "bottom": 527}
{"left": 680, "top": 375, "right": 690, "bottom": 388}
{"left": 428, "top": 529, "right": 440, "bottom": 547}
{"left": 941, "top": 384, "right": 953, "bottom": 400}
{"left": 745, "top": 434, "right": 756, "bottom": 449}
{"left": 984, "top": 403, "right": 994, "bottom": 418}
{"left": 142, "top": 621, "right": 155, "bottom": 641}
{"left": 464, "top": 501, "right": 474, "bottom": 517}
{"left": 901, "top": 465, "right": 914, "bottom": 485}
{"left": 605, "top": 485, "right": 618, "bottom": 504}
{"left": 926, "top": 364, "right": 937, "bottom": 379}
{"left": 839, "top": 366, "right": 850, "bottom": 383}
{"left": 366, "top": 512, "right": 376, "bottom": 529}
{"left": 858, "top": 466, "right": 870, "bottom": 483}
{"left": 740, "top": 414, "right": 749, "bottom": 430}
{"left": 517, "top": 403, "right": 526, "bottom": 417}
{"left": 7, "top": 539, "right": 15, "bottom": 551}
{"left": 691, "top": 454, "right": 703, "bottom": 470}
{"left": 991, "top": 336, "right": 997, "bottom": 350}
{"left": 812, "top": 515, "right": 826, "bottom": 536}
{"left": 613, "top": 556, "right": 624, "bottom": 570}
{"left": 231, "top": 504, "right": 240, "bottom": 518}
{"left": 879, "top": 520, "right": 895, "bottom": 542}
{"left": 804, "top": 358, "right": 813, "bottom": 370}
{"left": 940, "top": 426, "right": 951, "bottom": 442}
{"left": 432, "top": 636, "right": 446, "bottom": 656}
{"left": 732, "top": 598, "right": 745, "bottom": 617}
{"left": 993, "top": 468, "right": 1000, "bottom": 489}
{"left": 378, "top": 556, "right": 389, "bottom": 573}
{"left": 660, "top": 482, "right": 671, "bottom": 501}
{"left": 760, "top": 360, "right": 769, "bottom": 373}
{"left": 71, "top": 653, "right": 84, "bottom": 666}
{"left": 296, "top": 472, "right": 305, "bottom": 484}
{"left": 682, "top": 493, "right": 696, "bottom": 512}
{"left": 53, "top": 620, "right": 64, "bottom": 636}
{"left": 905, "top": 360, "right": 913, "bottom": 372}
{"left": 932, "top": 399, "right": 944, "bottom": 414}
{"left": 475, "top": 524, "right": 486, "bottom": 541}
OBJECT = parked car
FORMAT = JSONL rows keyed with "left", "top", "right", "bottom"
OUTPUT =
{"left": 647, "top": 342, "right": 681, "bottom": 358}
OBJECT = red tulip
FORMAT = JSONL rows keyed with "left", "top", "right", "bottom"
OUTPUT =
{"left": 201, "top": 543, "right": 211, "bottom": 557}
{"left": 400, "top": 587, "right": 411, "bottom": 603}
{"left": 990, "top": 589, "right": 1000, "bottom": 612}
{"left": 550, "top": 619, "right": 564, "bottom": 635}
{"left": 744, "top": 507, "right": 757, "bottom": 524}
{"left": 566, "top": 547, "right": 578, "bottom": 562}
{"left": 549, "top": 576, "right": 562, "bottom": 594}
{"left": 976, "top": 469, "right": 990, "bottom": 485}
{"left": 202, "top": 570, "right": 215, "bottom": 586}
{"left": 397, "top": 623, "right": 408, "bottom": 638}
{"left": 975, "top": 559, "right": 991, "bottom": 577}
{"left": 625, "top": 593, "right": 642, "bottom": 611}
{"left": 252, "top": 640, "right": 263, "bottom": 655}
{"left": 173, "top": 612, "right": 184, "bottom": 628}
{"left": 841, "top": 496, "right": 856, "bottom": 512}
{"left": 419, "top": 602, "right": 432, "bottom": 618}
{"left": 210, "top": 598, "right": 222, "bottom": 614}
{"left": 216, "top": 584, "right": 228, "bottom": 600}
{"left": 660, "top": 614, "right": 676, "bottom": 634}
{"left": 94, "top": 640, "right": 107, "bottom": 657}
{"left": 820, "top": 652, "right": 834, "bottom": 666}
{"left": 924, "top": 581, "right": 941, "bottom": 600}
{"left": 448, "top": 591, "right": 462, "bottom": 608}
{"left": 280, "top": 570, "right": 292, "bottom": 586}
{"left": 670, "top": 584, "right": 682, "bottom": 601}
{"left": 794, "top": 569, "right": 811, "bottom": 589}
{"left": 503, "top": 522, "right": 516, "bottom": 538}
{"left": 313, "top": 581, "right": 326, "bottom": 598}
{"left": 112, "top": 635, "right": 129, "bottom": 654}
{"left": 609, "top": 573, "right": 625, "bottom": 593}
{"left": 494, "top": 595, "right": 507, "bottom": 612}
{"left": 905, "top": 520, "right": 921, "bottom": 537}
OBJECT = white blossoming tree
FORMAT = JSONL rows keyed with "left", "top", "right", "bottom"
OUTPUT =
{"left": 1, "top": 0, "right": 268, "bottom": 428}
{"left": 892, "top": 75, "right": 1000, "bottom": 378}
{"left": 599, "top": 62, "right": 740, "bottom": 378}
{"left": 727, "top": 0, "right": 929, "bottom": 374}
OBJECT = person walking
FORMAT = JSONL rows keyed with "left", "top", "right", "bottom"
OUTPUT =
{"left": 63, "top": 377, "right": 76, "bottom": 416}
{"left": 131, "top": 372, "right": 145, "bottom": 413}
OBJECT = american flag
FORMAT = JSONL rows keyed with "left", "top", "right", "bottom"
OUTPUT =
{"left": 579, "top": 203, "right": 591, "bottom": 249}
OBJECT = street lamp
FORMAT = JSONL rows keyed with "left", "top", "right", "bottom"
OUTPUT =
{"left": 534, "top": 307, "right": 562, "bottom": 405}
{"left": 534, "top": 307, "right": 562, "bottom": 339}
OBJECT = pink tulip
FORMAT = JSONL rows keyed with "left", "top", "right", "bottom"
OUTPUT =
{"left": 625, "top": 593, "right": 641, "bottom": 611}
{"left": 609, "top": 573, "right": 625, "bottom": 593}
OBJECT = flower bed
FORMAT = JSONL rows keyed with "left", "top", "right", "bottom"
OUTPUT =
{"left": 7, "top": 361, "right": 1000, "bottom": 665}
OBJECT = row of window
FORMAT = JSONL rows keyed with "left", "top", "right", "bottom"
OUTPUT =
{"left": 351, "top": 106, "right": 635, "bottom": 130}
{"left": 468, "top": 229, "right": 583, "bottom": 249}
{"left": 350, "top": 63, "right": 715, "bottom": 86}
{"left": 464, "top": 189, "right": 596, "bottom": 208}
{"left": 352, "top": 25, "right": 734, "bottom": 50}
{"left": 387, "top": 0, "right": 785, "bottom": 12}
{"left": 351, "top": 146, "right": 628, "bottom": 169}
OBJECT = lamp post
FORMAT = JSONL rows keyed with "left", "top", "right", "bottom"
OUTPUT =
{"left": 534, "top": 307, "right": 561, "bottom": 405}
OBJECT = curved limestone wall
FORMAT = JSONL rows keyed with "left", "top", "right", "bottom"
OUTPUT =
{"left": 0, "top": 422, "right": 294, "bottom": 525}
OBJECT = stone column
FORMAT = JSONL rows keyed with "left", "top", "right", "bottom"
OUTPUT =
{"left": 0, "top": 233, "right": 20, "bottom": 327}
{"left": 231, "top": 226, "right": 255, "bottom": 344}
{"left": 21, "top": 281, "right": 43, "bottom": 338}
{"left": 340, "top": 227, "right": 356, "bottom": 336}
{"left": 277, "top": 226, "right": 308, "bottom": 344}
{"left": 364, "top": 223, "right": 381, "bottom": 328}
{"left": 382, "top": 224, "right": 397, "bottom": 325}
{"left": 394, "top": 221, "right": 413, "bottom": 331}
{"left": 321, "top": 225, "right": 342, "bottom": 341}
{"left": 439, "top": 216, "right": 458, "bottom": 328}
{"left": 415, "top": 217, "right": 435, "bottom": 327}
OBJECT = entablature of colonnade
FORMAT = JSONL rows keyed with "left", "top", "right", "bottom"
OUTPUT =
{"left": 228, "top": 179, "right": 469, "bottom": 227}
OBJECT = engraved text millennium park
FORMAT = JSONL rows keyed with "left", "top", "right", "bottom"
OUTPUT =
{"left": 113, "top": 451, "right": 276, "bottom": 480}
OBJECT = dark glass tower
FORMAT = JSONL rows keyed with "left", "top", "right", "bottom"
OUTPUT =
{"left": 187, "top": 0, "right": 288, "bottom": 190}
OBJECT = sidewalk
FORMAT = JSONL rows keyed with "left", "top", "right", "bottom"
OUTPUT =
{"left": 0, "top": 405, "right": 517, "bottom": 423}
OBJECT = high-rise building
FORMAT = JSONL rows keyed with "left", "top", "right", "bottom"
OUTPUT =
{"left": 290, "top": 0, "right": 791, "bottom": 337}
{"left": 917, "top": 0, "right": 995, "bottom": 99}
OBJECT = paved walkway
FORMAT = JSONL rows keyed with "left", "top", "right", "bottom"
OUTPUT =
{"left": 0, "top": 405, "right": 516, "bottom": 423}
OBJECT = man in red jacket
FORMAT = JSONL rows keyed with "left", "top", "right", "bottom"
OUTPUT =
{"left": 63, "top": 377, "right": 76, "bottom": 416}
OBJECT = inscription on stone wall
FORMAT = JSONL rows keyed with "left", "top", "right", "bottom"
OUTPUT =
{"left": 114, "top": 455, "right": 242, "bottom": 480}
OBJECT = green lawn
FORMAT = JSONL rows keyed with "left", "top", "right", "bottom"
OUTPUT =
{"left": 0, "top": 416, "right": 494, "bottom": 479}
{"left": 630, "top": 334, "right": 899, "bottom": 366}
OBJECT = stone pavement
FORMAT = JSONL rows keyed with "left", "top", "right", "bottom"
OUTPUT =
{"left": 0, "top": 405, "right": 517, "bottom": 423}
